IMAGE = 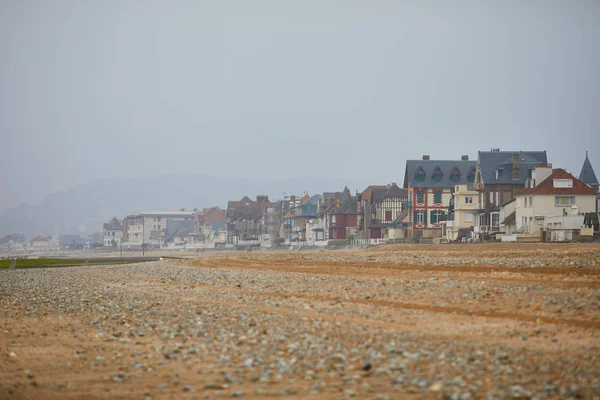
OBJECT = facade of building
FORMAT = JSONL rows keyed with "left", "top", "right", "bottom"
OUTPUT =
{"left": 330, "top": 196, "right": 360, "bottom": 240}
{"left": 30, "top": 235, "right": 51, "bottom": 251}
{"left": 474, "top": 150, "right": 548, "bottom": 233}
{"left": 122, "top": 211, "right": 195, "bottom": 247}
{"left": 362, "top": 183, "right": 408, "bottom": 239}
{"left": 404, "top": 156, "right": 476, "bottom": 238}
{"left": 103, "top": 217, "right": 124, "bottom": 247}
{"left": 226, "top": 196, "right": 272, "bottom": 244}
{"left": 514, "top": 168, "right": 597, "bottom": 235}
{"left": 445, "top": 184, "right": 478, "bottom": 241}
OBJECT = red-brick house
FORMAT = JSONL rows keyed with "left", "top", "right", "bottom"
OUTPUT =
{"left": 330, "top": 194, "right": 360, "bottom": 240}
{"left": 404, "top": 155, "right": 476, "bottom": 238}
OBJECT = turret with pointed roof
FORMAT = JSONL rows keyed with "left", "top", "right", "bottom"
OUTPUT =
{"left": 579, "top": 151, "right": 599, "bottom": 192}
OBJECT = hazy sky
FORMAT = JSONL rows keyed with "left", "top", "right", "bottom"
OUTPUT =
{"left": 2, "top": 0, "right": 599, "bottom": 211}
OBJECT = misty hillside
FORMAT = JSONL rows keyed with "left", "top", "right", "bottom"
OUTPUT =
{"left": 0, "top": 175, "right": 367, "bottom": 238}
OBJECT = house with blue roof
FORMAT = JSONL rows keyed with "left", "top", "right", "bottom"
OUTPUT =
{"left": 403, "top": 155, "right": 476, "bottom": 238}
{"left": 473, "top": 150, "right": 548, "bottom": 232}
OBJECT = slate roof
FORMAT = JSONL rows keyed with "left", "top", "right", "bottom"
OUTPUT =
{"left": 334, "top": 197, "right": 359, "bottom": 215}
{"left": 361, "top": 185, "right": 387, "bottom": 202}
{"left": 522, "top": 169, "right": 597, "bottom": 196}
{"left": 322, "top": 192, "right": 336, "bottom": 201}
{"left": 382, "top": 185, "right": 408, "bottom": 199}
{"left": 579, "top": 152, "right": 599, "bottom": 186}
{"left": 477, "top": 151, "right": 547, "bottom": 185}
{"left": 165, "top": 219, "right": 195, "bottom": 240}
{"left": 103, "top": 217, "right": 123, "bottom": 231}
{"left": 403, "top": 160, "right": 476, "bottom": 189}
{"left": 61, "top": 235, "right": 83, "bottom": 245}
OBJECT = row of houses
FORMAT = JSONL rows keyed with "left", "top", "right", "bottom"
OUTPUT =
{"left": 1, "top": 233, "right": 102, "bottom": 252}
{"left": 88, "top": 149, "right": 596, "bottom": 249}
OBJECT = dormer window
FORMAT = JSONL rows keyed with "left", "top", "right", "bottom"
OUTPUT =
{"left": 450, "top": 167, "right": 461, "bottom": 183}
{"left": 468, "top": 167, "right": 476, "bottom": 183}
{"left": 415, "top": 167, "right": 426, "bottom": 183}
{"left": 432, "top": 166, "right": 443, "bottom": 183}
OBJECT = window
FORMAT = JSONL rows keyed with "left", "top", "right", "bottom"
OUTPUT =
{"left": 465, "top": 196, "right": 473, "bottom": 204}
{"left": 434, "top": 190, "right": 442, "bottom": 204}
{"left": 468, "top": 170, "right": 476, "bottom": 183}
{"left": 491, "top": 213, "right": 500, "bottom": 229}
{"left": 432, "top": 167, "right": 443, "bottom": 183}
{"left": 517, "top": 198, "right": 521, "bottom": 208}
{"left": 385, "top": 209, "right": 392, "bottom": 221}
{"left": 430, "top": 210, "right": 445, "bottom": 224}
{"left": 555, "top": 196, "right": 575, "bottom": 206}
{"left": 455, "top": 197, "right": 459, "bottom": 207}
{"left": 465, "top": 212, "right": 474, "bottom": 222}
{"left": 553, "top": 179, "right": 573, "bottom": 188}
{"left": 158, "top": 225, "right": 161, "bottom": 230}
{"left": 416, "top": 210, "right": 425, "bottom": 224}
{"left": 524, "top": 197, "right": 528, "bottom": 207}
{"left": 489, "top": 192, "right": 493, "bottom": 204}
{"left": 415, "top": 168, "right": 426, "bottom": 183}
{"left": 450, "top": 167, "right": 461, "bottom": 183}
{"left": 417, "top": 190, "right": 425, "bottom": 204}
{"left": 529, "top": 196, "right": 533, "bottom": 207}
{"left": 495, "top": 192, "right": 499, "bottom": 206}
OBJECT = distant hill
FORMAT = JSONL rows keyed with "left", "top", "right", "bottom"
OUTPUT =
{"left": 0, "top": 175, "right": 368, "bottom": 238}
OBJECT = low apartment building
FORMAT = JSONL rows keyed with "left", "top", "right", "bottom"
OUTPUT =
{"left": 122, "top": 210, "right": 195, "bottom": 247}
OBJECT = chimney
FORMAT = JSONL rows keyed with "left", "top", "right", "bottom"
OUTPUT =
{"left": 512, "top": 152, "right": 520, "bottom": 179}
{"left": 391, "top": 181, "right": 397, "bottom": 186}
{"left": 422, "top": 155, "right": 430, "bottom": 160}
{"left": 461, "top": 155, "right": 469, "bottom": 161}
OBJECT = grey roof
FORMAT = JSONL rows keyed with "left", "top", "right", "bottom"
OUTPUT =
{"left": 166, "top": 219, "right": 194, "bottom": 240}
{"left": 61, "top": 235, "right": 83, "bottom": 245}
{"left": 301, "top": 194, "right": 323, "bottom": 206}
{"left": 404, "top": 160, "right": 476, "bottom": 189}
{"left": 211, "top": 220, "right": 226, "bottom": 231}
{"left": 383, "top": 185, "right": 408, "bottom": 199}
{"left": 103, "top": 217, "right": 122, "bottom": 231}
{"left": 579, "top": 152, "right": 599, "bottom": 186}
{"left": 323, "top": 192, "right": 336, "bottom": 201}
{"left": 371, "top": 185, "right": 408, "bottom": 202}
{"left": 477, "top": 151, "right": 547, "bottom": 185}
{"left": 334, "top": 197, "right": 359, "bottom": 215}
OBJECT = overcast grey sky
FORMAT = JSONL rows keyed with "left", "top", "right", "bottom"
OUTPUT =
{"left": 1, "top": 0, "right": 599, "bottom": 211}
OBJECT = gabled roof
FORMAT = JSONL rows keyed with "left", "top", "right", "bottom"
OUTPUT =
{"left": 522, "top": 169, "right": 597, "bottom": 196}
{"left": 360, "top": 185, "right": 387, "bottom": 202}
{"left": 404, "top": 160, "right": 476, "bottom": 188}
{"left": 61, "top": 235, "right": 83, "bottom": 245}
{"left": 579, "top": 152, "right": 599, "bottom": 187}
{"left": 334, "top": 197, "right": 359, "bottom": 215}
{"left": 103, "top": 217, "right": 123, "bottom": 231}
{"left": 382, "top": 184, "right": 408, "bottom": 199}
{"left": 477, "top": 151, "right": 547, "bottom": 185}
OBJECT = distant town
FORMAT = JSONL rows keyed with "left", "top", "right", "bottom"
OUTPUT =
{"left": 2, "top": 149, "right": 599, "bottom": 253}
